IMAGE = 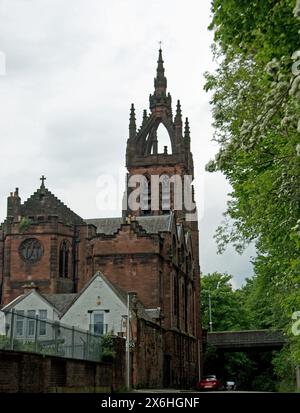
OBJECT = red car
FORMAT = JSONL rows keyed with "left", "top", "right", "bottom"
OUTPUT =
{"left": 197, "top": 375, "right": 223, "bottom": 391}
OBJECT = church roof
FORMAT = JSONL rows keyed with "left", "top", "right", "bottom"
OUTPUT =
{"left": 137, "top": 214, "right": 173, "bottom": 233}
{"left": 86, "top": 217, "right": 123, "bottom": 235}
{"left": 85, "top": 214, "right": 173, "bottom": 235}
{"left": 21, "top": 186, "right": 84, "bottom": 225}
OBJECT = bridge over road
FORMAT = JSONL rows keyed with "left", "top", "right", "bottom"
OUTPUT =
{"left": 205, "top": 330, "right": 287, "bottom": 351}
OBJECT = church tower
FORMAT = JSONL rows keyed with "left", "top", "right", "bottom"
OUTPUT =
{"left": 124, "top": 48, "right": 195, "bottom": 219}
{"left": 124, "top": 50, "right": 202, "bottom": 382}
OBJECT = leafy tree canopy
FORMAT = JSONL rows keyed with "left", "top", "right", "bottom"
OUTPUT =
{"left": 204, "top": 0, "right": 300, "bottom": 388}
{"left": 205, "top": 0, "right": 300, "bottom": 328}
{"left": 201, "top": 272, "right": 249, "bottom": 331}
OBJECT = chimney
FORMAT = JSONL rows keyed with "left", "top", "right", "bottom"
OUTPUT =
{"left": 23, "top": 281, "right": 38, "bottom": 294}
{"left": 7, "top": 187, "right": 21, "bottom": 220}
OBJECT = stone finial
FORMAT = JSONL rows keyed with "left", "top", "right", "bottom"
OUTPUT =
{"left": 142, "top": 109, "right": 148, "bottom": 125}
{"left": 175, "top": 100, "right": 182, "bottom": 125}
{"left": 154, "top": 47, "right": 167, "bottom": 96}
{"left": 129, "top": 104, "right": 136, "bottom": 139}
{"left": 184, "top": 117, "right": 190, "bottom": 141}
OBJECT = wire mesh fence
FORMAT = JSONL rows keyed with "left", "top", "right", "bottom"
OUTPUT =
{"left": 0, "top": 310, "right": 103, "bottom": 362}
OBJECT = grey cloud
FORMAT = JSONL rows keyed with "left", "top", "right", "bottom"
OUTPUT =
{"left": 0, "top": 0, "right": 256, "bottom": 287}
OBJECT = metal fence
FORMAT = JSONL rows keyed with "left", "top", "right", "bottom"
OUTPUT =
{"left": 0, "top": 310, "right": 103, "bottom": 362}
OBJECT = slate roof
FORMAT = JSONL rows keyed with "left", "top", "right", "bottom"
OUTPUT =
{"left": 21, "top": 187, "right": 85, "bottom": 225}
{"left": 137, "top": 215, "right": 173, "bottom": 234}
{"left": 86, "top": 217, "right": 123, "bottom": 235}
{"left": 1, "top": 290, "right": 78, "bottom": 316}
{"left": 85, "top": 214, "right": 173, "bottom": 235}
{"left": 42, "top": 293, "right": 78, "bottom": 314}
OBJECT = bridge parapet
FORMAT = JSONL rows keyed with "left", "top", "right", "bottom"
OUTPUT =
{"left": 206, "top": 330, "right": 286, "bottom": 350}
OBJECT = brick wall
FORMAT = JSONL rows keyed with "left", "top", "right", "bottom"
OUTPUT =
{"left": 133, "top": 318, "right": 164, "bottom": 388}
{"left": 0, "top": 337, "right": 125, "bottom": 393}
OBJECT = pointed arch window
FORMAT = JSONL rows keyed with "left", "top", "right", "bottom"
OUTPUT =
{"left": 141, "top": 176, "right": 151, "bottom": 215}
{"left": 187, "top": 253, "right": 192, "bottom": 276}
{"left": 161, "top": 174, "right": 170, "bottom": 213}
{"left": 172, "top": 235, "right": 177, "bottom": 263}
{"left": 59, "top": 240, "right": 71, "bottom": 278}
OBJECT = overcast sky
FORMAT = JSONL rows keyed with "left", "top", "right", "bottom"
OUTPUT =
{"left": 0, "top": 0, "right": 255, "bottom": 288}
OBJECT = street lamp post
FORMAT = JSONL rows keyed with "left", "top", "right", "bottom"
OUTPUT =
{"left": 204, "top": 281, "right": 220, "bottom": 333}
{"left": 208, "top": 291, "right": 213, "bottom": 332}
{"left": 126, "top": 293, "right": 131, "bottom": 391}
{"left": 202, "top": 289, "right": 213, "bottom": 332}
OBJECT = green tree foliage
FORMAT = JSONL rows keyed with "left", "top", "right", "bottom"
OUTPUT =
{"left": 18, "top": 217, "right": 32, "bottom": 233}
{"left": 201, "top": 272, "right": 249, "bottom": 331}
{"left": 100, "top": 334, "right": 116, "bottom": 362}
{"left": 205, "top": 0, "right": 300, "bottom": 388}
{"left": 201, "top": 273, "right": 282, "bottom": 390}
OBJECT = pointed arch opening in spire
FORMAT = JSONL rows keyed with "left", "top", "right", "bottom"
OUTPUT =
{"left": 156, "top": 123, "right": 173, "bottom": 154}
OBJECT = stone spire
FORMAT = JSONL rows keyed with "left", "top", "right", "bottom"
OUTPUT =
{"left": 184, "top": 117, "right": 191, "bottom": 145}
{"left": 154, "top": 48, "right": 167, "bottom": 97}
{"left": 142, "top": 109, "right": 148, "bottom": 126}
{"left": 129, "top": 103, "right": 136, "bottom": 139}
{"left": 125, "top": 47, "right": 195, "bottom": 216}
{"left": 174, "top": 99, "right": 183, "bottom": 139}
{"left": 150, "top": 48, "right": 172, "bottom": 112}
{"left": 175, "top": 100, "right": 182, "bottom": 124}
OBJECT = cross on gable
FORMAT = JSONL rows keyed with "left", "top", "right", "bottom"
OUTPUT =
{"left": 40, "top": 175, "right": 46, "bottom": 188}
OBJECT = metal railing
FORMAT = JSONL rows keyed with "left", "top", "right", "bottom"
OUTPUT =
{"left": 0, "top": 310, "right": 103, "bottom": 362}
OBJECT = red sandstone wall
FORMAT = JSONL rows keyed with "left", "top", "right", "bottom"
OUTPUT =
{"left": 1, "top": 221, "right": 85, "bottom": 304}
{"left": 85, "top": 226, "right": 161, "bottom": 308}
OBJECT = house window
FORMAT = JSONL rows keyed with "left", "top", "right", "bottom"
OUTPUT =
{"left": 16, "top": 310, "right": 24, "bottom": 337}
{"left": 38, "top": 309, "right": 47, "bottom": 336}
{"left": 27, "top": 310, "right": 36, "bottom": 336}
{"left": 59, "top": 240, "right": 70, "bottom": 278}
{"left": 93, "top": 312, "right": 105, "bottom": 335}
